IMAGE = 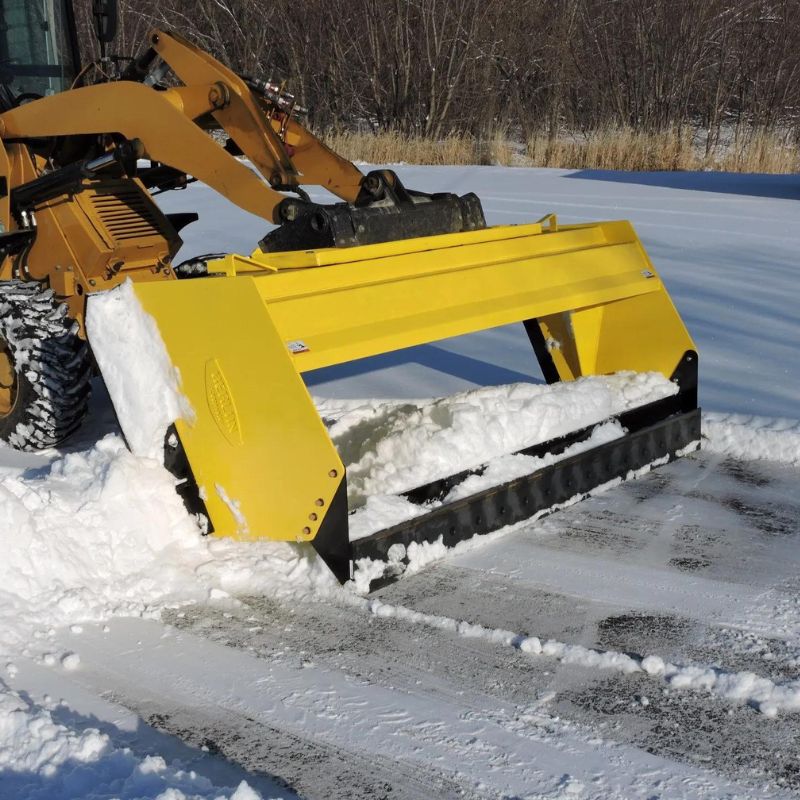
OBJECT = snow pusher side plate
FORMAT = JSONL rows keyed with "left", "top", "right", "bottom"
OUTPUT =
{"left": 129, "top": 277, "right": 347, "bottom": 550}
{"left": 126, "top": 217, "right": 696, "bottom": 585}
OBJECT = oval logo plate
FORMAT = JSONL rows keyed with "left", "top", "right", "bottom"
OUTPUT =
{"left": 205, "top": 359, "right": 242, "bottom": 445}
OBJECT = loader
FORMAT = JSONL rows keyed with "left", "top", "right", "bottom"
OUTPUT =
{"left": 0, "top": 0, "right": 699, "bottom": 587}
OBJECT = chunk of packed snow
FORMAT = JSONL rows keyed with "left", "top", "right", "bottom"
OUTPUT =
{"left": 86, "top": 280, "right": 194, "bottom": 460}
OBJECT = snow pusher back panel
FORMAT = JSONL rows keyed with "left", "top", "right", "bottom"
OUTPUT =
{"left": 129, "top": 216, "right": 699, "bottom": 585}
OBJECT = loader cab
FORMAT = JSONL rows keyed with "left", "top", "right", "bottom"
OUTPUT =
{"left": 0, "top": 0, "right": 80, "bottom": 106}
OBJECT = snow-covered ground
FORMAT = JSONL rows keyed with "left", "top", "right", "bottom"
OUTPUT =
{"left": 1, "top": 166, "right": 799, "bottom": 799}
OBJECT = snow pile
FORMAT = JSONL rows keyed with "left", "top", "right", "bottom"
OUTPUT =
{"left": 347, "top": 420, "right": 627, "bottom": 546}
{"left": 0, "top": 434, "right": 334, "bottom": 798}
{"left": 325, "top": 372, "right": 677, "bottom": 503}
{"left": 0, "top": 435, "right": 337, "bottom": 656}
{"left": 0, "top": 680, "right": 259, "bottom": 800}
{"left": 86, "top": 281, "right": 194, "bottom": 460}
{"left": 703, "top": 412, "right": 800, "bottom": 466}
{"left": 325, "top": 373, "right": 677, "bottom": 542}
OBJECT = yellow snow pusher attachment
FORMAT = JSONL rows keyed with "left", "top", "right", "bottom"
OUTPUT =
{"left": 124, "top": 215, "right": 699, "bottom": 585}
{"left": 0, "top": 12, "right": 699, "bottom": 588}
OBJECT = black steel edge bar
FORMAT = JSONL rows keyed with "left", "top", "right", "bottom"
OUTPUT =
{"left": 351, "top": 407, "right": 701, "bottom": 590}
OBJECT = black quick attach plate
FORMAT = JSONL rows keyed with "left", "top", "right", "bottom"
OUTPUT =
{"left": 349, "top": 397, "right": 701, "bottom": 591}
{"left": 260, "top": 169, "right": 487, "bottom": 252}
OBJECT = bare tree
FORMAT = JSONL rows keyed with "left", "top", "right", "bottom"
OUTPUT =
{"left": 70, "top": 0, "right": 800, "bottom": 142}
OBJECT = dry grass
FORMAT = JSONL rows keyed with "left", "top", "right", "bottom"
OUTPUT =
{"left": 714, "top": 129, "right": 800, "bottom": 173}
{"left": 526, "top": 126, "right": 696, "bottom": 171}
{"left": 323, "top": 129, "right": 477, "bottom": 166}
{"left": 527, "top": 126, "right": 799, "bottom": 173}
{"left": 476, "top": 126, "right": 515, "bottom": 166}
{"left": 322, "top": 125, "right": 799, "bottom": 173}
{"left": 323, "top": 128, "right": 515, "bottom": 167}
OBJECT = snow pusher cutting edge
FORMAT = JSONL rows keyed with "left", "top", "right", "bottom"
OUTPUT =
{"left": 113, "top": 214, "right": 699, "bottom": 586}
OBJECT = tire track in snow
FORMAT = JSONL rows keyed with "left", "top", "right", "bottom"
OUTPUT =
{"left": 54, "top": 617, "right": 793, "bottom": 800}
{"left": 156, "top": 450, "right": 800, "bottom": 789}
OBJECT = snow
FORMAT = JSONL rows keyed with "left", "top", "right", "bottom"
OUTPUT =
{"left": 1, "top": 394, "right": 795, "bottom": 733}
{"left": 353, "top": 593, "right": 800, "bottom": 716}
{"left": 703, "top": 412, "right": 800, "bottom": 466}
{"left": 0, "top": 433, "right": 336, "bottom": 652}
{"left": 346, "top": 434, "right": 633, "bottom": 590}
{"left": 214, "top": 483, "right": 249, "bottom": 536}
{"left": 39, "top": 615, "right": 787, "bottom": 800}
{"left": 0, "top": 436, "right": 332, "bottom": 798}
{"left": 86, "top": 281, "right": 193, "bottom": 461}
{"left": 324, "top": 371, "right": 675, "bottom": 504}
{"left": 317, "top": 372, "right": 676, "bottom": 541}
{"left": 0, "top": 682, "right": 262, "bottom": 800}
{"left": 2, "top": 165, "right": 800, "bottom": 797}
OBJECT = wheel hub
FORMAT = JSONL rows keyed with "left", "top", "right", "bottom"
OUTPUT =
{"left": 0, "top": 338, "right": 17, "bottom": 417}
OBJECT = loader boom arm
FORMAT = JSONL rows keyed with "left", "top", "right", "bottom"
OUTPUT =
{"left": 149, "top": 30, "right": 365, "bottom": 201}
{"left": 0, "top": 29, "right": 365, "bottom": 225}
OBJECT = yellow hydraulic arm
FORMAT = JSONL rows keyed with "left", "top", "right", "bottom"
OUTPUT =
{"left": 0, "top": 30, "right": 365, "bottom": 225}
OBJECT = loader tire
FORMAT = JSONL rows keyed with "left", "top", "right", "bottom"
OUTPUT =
{"left": 0, "top": 281, "right": 91, "bottom": 450}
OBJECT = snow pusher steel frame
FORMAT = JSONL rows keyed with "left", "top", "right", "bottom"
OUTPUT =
{"left": 130, "top": 216, "right": 700, "bottom": 585}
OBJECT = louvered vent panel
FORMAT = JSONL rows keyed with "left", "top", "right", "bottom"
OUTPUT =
{"left": 90, "top": 188, "right": 162, "bottom": 243}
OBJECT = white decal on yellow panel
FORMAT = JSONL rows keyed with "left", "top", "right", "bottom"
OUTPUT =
{"left": 205, "top": 358, "right": 242, "bottom": 446}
